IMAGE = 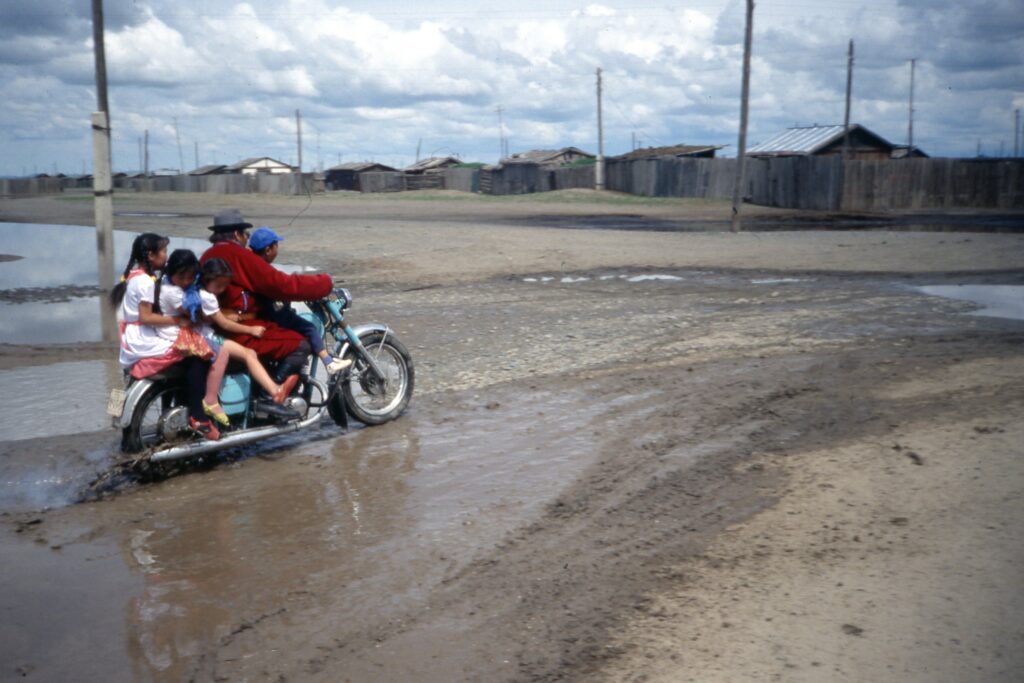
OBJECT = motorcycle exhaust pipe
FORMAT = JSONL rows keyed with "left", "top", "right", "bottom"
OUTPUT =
{"left": 149, "top": 410, "right": 325, "bottom": 463}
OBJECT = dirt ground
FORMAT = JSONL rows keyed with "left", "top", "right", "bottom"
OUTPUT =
{"left": 1, "top": 191, "right": 1023, "bottom": 682}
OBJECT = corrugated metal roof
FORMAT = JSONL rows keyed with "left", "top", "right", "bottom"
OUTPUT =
{"left": 747, "top": 125, "right": 847, "bottom": 155}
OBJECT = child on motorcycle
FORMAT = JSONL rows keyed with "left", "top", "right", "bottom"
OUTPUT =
{"left": 110, "top": 234, "right": 220, "bottom": 440}
{"left": 161, "top": 250, "right": 298, "bottom": 427}
{"left": 245, "top": 226, "right": 351, "bottom": 375}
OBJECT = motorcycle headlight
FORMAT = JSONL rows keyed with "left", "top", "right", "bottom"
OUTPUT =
{"left": 334, "top": 287, "right": 352, "bottom": 310}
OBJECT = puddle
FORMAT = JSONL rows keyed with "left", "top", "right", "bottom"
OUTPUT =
{"left": 750, "top": 277, "right": 811, "bottom": 285}
{"left": 0, "top": 360, "right": 121, "bottom": 442}
{"left": 917, "top": 285, "right": 1024, "bottom": 321}
{"left": 0, "top": 223, "right": 301, "bottom": 344}
{"left": 0, "top": 381, "right": 629, "bottom": 680}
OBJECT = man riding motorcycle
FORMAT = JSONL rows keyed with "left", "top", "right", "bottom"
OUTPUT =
{"left": 200, "top": 209, "right": 332, "bottom": 416}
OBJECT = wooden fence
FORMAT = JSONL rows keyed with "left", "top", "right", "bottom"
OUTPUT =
{"left": 1, "top": 177, "right": 64, "bottom": 197}
{"left": 605, "top": 156, "right": 1023, "bottom": 210}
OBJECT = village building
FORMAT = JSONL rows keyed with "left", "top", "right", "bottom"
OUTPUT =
{"left": 890, "top": 145, "right": 930, "bottom": 159}
{"left": 502, "top": 147, "right": 594, "bottom": 166}
{"left": 224, "top": 157, "right": 295, "bottom": 175}
{"left": 404, "top": 156, "right": 461, "bottom": 174}
{"left": 747, "top": 124, "right": 908, "bottom": 161}
{"left": 188, "top": 164, "right": 227, "bottom": 176}
{"left": 325, "top": 162, "right": 398, "bottom": 191}
{"left": 612, "top": 144, "right": 723, "bottom": 161}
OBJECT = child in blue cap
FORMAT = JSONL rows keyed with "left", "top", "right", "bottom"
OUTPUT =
{"left": 247, "top": 226, "right": 351, "bottom": 375}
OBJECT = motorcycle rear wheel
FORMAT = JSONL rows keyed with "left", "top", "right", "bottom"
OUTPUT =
{"left": 332, "top": 332, "right": 414, "bottom": 426}
{"left": 122, "top": 384, "right": 189, "bottom": 454}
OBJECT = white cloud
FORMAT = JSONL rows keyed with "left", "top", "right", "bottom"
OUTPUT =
{"left": 1, "top": 0, "right": 1021, "bottom": 174}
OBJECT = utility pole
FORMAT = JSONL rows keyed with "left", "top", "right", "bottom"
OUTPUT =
{"left": 416, "top": 138, "right": 422, "bottom": 163}
{"left": 143, "top": 129, "right": 149, "bottom": 177}
{"left": 842, "top": 39, "right": 854, "bottom": 162}
{"left": 295, "top": 109, "right": 303, "bottom": 172}
{"left": 595, "top": 67, "right": 605, "bottom": 191}
{"left": 631, "top": 131, "right": 636, "bottom": 151}
{"left": 1015, "top": 109, "right": 1020, "bottom": 157}
{"left": 138, "top": 136, "right": 143, "bottom": 172}
{"left": 90, "top": 0, "right": 116, "bottom": 342}
{"left": 194, "top": 140, "right": 199, "bottom": 168}
{"left": 173, "top": 116, "right": 183, "bottom": 173}
{"left": 496, "top": 105, "right": 506, "bottom": 160}
{"left": 907, "top": 58, "right": 916, "bottom": 156}
{"left": 730, "top": 0, "right": 755, "bottom": 233}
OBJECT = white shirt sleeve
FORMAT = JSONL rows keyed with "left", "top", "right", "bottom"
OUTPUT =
{"left": 200, "top": 290, "right": 221, "bottom": 317}
{"left": 159, "top": 280, "right": 185, "bottom": 316}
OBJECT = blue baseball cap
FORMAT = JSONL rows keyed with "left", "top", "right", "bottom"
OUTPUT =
{"left": 249, "top": 226, "right": 283, "bottom": 252}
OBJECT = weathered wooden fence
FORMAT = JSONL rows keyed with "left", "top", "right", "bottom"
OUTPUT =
{"left": 842, "top": 158, "right": 1024, "bottom": 209}
{"left": 605, "top": 156, "right": 1023, "bottom": 210}
{"left": 605, "top": 157, "right": 738, "bottom": 200}
{"left": 113, "top": 173, "right": 318, "bottom": 195}
{"left": 1, "top": 177, "right": 64, "bottom": 197}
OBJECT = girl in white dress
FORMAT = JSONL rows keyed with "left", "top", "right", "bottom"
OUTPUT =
{"left": 110, "top": 233, "right": 219, "bottom": 440}
{"left": 161, "top": 250, "right": 297, "bottom": 426}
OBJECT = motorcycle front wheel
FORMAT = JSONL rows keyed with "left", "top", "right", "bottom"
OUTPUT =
{"left": 333, "top": 331, "right": 414, "bottom": 426}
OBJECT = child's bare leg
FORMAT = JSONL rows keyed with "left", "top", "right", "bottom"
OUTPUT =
{"left": 205, "top": 348, "right": 229, "bottom": 406}
{"left": 222, "top": 340, "right": 280, "bottom": 395}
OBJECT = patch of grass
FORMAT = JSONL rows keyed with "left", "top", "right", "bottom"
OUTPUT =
{"left": 56, "top": 194, "right": 94, "bottom": 202}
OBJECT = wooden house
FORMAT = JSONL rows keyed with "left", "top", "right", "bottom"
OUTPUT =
{"left": 747, "top": 124, "right": 897, "bottom": 161}
{"left": 225, "top": 157, "right": 295, "bottom": 175}
{"left": 326, "top": 162, "right": 398, "bottom": 191}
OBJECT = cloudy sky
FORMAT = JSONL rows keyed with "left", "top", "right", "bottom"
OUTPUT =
{"left": 2, "top": 0, "right": 1022, "bottom": 176}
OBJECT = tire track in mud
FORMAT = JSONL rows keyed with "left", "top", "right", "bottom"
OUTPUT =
{"left": 253, "top": 333, "right": 1023, "bottom": 682}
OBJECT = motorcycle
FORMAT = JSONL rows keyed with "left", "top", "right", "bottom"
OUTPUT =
{"left": 108, "top": 287, "right": 414, "bottom": 463}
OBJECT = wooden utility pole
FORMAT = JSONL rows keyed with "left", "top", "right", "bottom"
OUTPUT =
{"left": 295, "top": 109, "right": 303, "bottom": 172}
{"left": 730, "top": 0, "right": 754, "bottom": 232}
{"left": 1015, "top": 109, "right": 1020, "bottom": 157}
{"left": 842, "top": 39, "right": 854, "bottom": 162}
{"left": 595, "top": 67, "right": 605, "bottom": 191}
{"left": 496, "top": 105, "right": 506, "bottom": 160}
{"left": 90, "top": 0, "right": 116, "bottom": 341}
{"left": 907, "top": 58, "right": 916, "bottom": 155}
{"left": 173, "top": 116, "right": 184, "bottom": 172}
{"left": 143, "top": 129, "right": 149, "bottom": 177}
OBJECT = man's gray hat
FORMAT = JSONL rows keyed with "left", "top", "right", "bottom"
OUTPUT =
{"left": 208, "top": 208, "right": 254, "bottom": 232}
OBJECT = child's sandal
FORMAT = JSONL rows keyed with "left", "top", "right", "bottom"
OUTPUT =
{"left": 202, "top": 400, "right": 230, "bottom": 427}
{"left": 189, "top": 416, "right": 221, "bottom": 441}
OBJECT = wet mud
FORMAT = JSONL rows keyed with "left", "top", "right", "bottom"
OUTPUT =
{"left": 2, "top": 194, "right": 1023, "bottom": 681}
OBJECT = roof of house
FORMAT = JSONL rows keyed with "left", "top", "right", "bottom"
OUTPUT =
{"left": 404, "top": 156, "right": 460, "bottom": 172}
{"left": 612, "top": 144, "right": 723, "bottom": 161}
{"left": 890, "top": 145, "right": 930, "bottom": 159}
{"left": 327, "top": 161, "right": 398, "bottom": 173}
{"left": 747, "top": 124, "right": 894, "bottom": 156}
{"left": 503, "top": 146, "right": 595, "bottom": 165}
{"left": 188, "top": 164, "right": 227, "bottom": 175}
{"left": 225, "top": 156, "right": 291, "bottom": 171}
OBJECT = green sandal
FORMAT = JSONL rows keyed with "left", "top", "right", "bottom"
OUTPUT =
{"left": 202, "top": 400, "right": 230, "bottom": 427}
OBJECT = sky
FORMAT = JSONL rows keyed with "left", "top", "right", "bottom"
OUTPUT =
{"left": 1, "top": 0, "right": 1022, "bottom": 176}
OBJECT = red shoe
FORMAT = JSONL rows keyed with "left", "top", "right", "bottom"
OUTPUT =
{"left": 189, "top": 416, "right": 221, "bottom": 441}
{"left": 273, "top": 374, "right": 300, "bottom": 405}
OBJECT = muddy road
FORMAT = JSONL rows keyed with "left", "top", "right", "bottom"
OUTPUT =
{"left": 1, "top": 192, "right": 1023, "bottom": 682}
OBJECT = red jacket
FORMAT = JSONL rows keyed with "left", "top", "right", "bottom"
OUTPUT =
{"left": 201, "top": 240, "right": 332, "bottom": 314}
{"left": 200, "top": 240, "right": 333, "bottom": 360}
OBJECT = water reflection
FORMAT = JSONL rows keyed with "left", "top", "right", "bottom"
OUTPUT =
{"left": 0, "top": 222, "right": 255, "bottom": 344}
{"left": 0, "top": 222, "right": 210, "bottom": 290}
{"left": 918, "top": 284, "right": 1024, "bottom": 321}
